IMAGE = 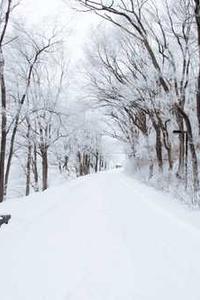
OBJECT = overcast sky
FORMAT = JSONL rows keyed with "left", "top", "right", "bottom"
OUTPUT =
{"left": 22, "top": 0, "right": 63, "bottom": 19}
{"left": 15, "top": 0, "right": 99, "bottom": 60}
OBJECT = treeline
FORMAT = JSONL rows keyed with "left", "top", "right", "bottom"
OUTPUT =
{"left": 76, "top": 0, "right": 200, "bottom": 205}
{"left": 0, "top": 0, "right": 107, "bottom": 201}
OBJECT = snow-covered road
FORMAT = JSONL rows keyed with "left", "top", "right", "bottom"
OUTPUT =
{"left": 1, "top": 170, "right": 200, "bottom": 300}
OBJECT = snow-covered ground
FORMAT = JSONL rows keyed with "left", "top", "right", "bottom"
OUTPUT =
{"left": 1, "top": 170, "right": 200, "bottom": 300}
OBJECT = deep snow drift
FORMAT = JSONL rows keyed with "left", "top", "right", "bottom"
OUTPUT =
{"left": 1, "top": 170, "right": 200, "bottom": 300}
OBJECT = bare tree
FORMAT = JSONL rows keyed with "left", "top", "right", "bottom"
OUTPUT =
{"left": 4, "top": 30, "right": 60, "bottom": 195}
{"left": 0, "top": 0, "right": 15, "bottom": 202}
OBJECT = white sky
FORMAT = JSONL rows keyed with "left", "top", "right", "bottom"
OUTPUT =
{"left": 18, "top": 0, "right": 59, "bottom": 19}
{"left": 15, "top": 0, "right": 99, "bottom": 60}
{"left": 22, "top": 0, "right": 62, "bottom": 18}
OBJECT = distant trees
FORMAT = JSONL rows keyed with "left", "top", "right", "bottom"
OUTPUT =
{"left": 74, "top": 128, "right": 107, "bottom": 176}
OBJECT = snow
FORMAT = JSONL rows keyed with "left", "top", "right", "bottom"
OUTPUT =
{"left": 1, "top": 170, "right": 200, "bottom": 299}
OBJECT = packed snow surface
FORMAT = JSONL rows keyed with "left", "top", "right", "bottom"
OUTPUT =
{"left": 1, "top": 170, "right": 200, "bottom": 300}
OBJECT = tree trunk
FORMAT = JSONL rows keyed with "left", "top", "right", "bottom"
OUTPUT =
{"left": 4, "top": 115, "right": 19, "bottom": 195}
{"left": 100, "top": 156, "right": 104, "bottom": 171}
{"left": 25, "top": 123, "right": 32, "bottom": 196}
{"left": 0, "top": 49, "right": 6, "bottom": 202}
{"left": 161, "top": 120, "right": 173, "bottom": 171}
{"left": 155, "top": 126, "right": 163, "bottom": 172}
{"left": 175, "top": 114, "right": 185, "bottom": 178}
{"left": 63, "top": 155, "right": 69, "bottom": 171}
{"left": 42, "top": 149, "right": 48, "bottom": 191}
{"left": 32, "top": 143, "right": 39, "bottom": 192}
{"left": 77, "top": 151, "right": 83, "bottom": 176}
{"left": 194, "top": 0, "right": 200, "bottom": 133}
{"left": 151, "top": 118, "right": 163, "bottom": 172}
{"left": 83, "top": 153, "right": 90, "bottom": 175}
{"left": 95, "top": 151, "right": 99, "bottom": 173}
{"left": 175, "top": 105, "right": 199, "bottom": 197}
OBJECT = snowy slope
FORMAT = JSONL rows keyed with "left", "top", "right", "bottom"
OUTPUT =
{"left": 1, "top": 170, "right": 200, "bottom": 300}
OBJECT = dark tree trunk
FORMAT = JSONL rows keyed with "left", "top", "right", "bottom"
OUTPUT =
{"left": 32, "top": 143, "right": 39, "bottom": 192}
{"left": 151, "top": 118, "right": 163, "bottom": 172}
{"left": 25, "top": 123, "right": 32, "bottom": 196}
{"left": 194, "top": 0, "right": 200, "bottom": 133}
{"left": 0, "top": 49, "right": 6, "bottom": 202}
{"left": 4, "top": 115, "right": 19, "bottom": 195}
{"left": 63, "top": 155, "right": 69, "bottom": 171}
{"left": 77, "top": 151, "right": 83, "bottom": 176}
{"left": 42, "top": 149, "right": 48, "bottom": 191}
{"left": 160, "top": 120, "right": 173, "bottom": 171}
{"left": 83, "top": 153, "right": 90, "bottom": 175}
{"left": 100, "top": 156, "right": 104, "bottom": 171}
{"left": 174, "top": 111, "right": 185, "bottom": 178}
{"left": 197, "top": 72, "right": 200, "bottom": 134}
{"left": 175, "top": 104, "right": 199, "bottom": 196}
{"left": 95, "top": 151, "right": 99, "bottom": 173}
{"left": 155, "top": 126, "right": 163, "bottom": 172}
{"left": 0, "top": 0, "right": 13, "bottom": 202}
